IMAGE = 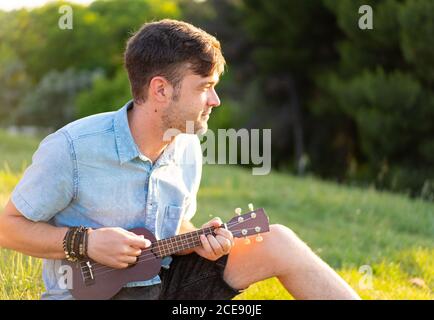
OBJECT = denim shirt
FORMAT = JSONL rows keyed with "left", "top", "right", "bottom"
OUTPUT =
{"left": 11, "top": 100, "right": 202, "bottom": 300}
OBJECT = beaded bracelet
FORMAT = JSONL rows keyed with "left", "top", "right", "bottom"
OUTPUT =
{"left": 63, "top": 226, "right": 90, "bottom": 262}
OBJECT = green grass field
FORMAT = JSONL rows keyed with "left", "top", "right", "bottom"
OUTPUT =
{"left": 0, "top": 129, "right": 433, "bottom": 299}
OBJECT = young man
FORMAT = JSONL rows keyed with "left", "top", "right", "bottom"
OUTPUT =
{"left": 0, "top": 19, "right": 360, "bottom": 300}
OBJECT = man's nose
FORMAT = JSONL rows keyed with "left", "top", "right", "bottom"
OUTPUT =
{"left": 208, "top": 88, "right": 221, "bottom": 108}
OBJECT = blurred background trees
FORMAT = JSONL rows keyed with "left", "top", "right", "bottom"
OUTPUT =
{"left": 0, "top": 0, "right": 432, "bottom": 199}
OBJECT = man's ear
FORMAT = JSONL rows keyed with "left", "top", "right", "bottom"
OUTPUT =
{"left": 148, "top": 76, "right": 173, "bottom": 102}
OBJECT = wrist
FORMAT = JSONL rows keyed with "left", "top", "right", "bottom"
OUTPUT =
{"left": 63, "top": 226, "right": 91, "bottom": 261}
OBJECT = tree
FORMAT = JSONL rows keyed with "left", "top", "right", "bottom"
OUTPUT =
{"left": 14, "top": 68, "right": 99, "bottom": 129}
{"left": 0, "top": 45, "right": 30, "bottom": 125}
{"left": 76, "top": 69, "right": 131, "bottom": 118}
{"left": 236, "top": 0, "right": 433, "bottom": 197}
{"left": 317, "top": 0, "right": 434, "bottom": 197}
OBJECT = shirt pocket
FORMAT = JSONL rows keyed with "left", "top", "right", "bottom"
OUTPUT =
{"left": 160, "top": 205, "right": 184, "bottom": 239}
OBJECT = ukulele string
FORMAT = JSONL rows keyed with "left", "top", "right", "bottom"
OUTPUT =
{"left": 81, "top": 217, "right": 257, "bottom": 276}
{"left": 81, "top": 216, "right": 258, "bottom": 275}
{"left": 84, "top": 227, "right": 259, "bottom": 279}
{"left": 83, "top": 227, "right": 256, "bottom": 279}
{"left": 82, "top": 216, "right": 257, "bottom": 274}
{"left": 82, "top": 225, "right": 215, "bottom": 274}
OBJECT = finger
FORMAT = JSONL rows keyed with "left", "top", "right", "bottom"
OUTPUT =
{"left": 126, "top": 230, "right": 140, "bottom": 237}
{"left": 114, "top": 262, "right": 129, "bottom": 269}
{"left": 202, "top": 217, "right": 223, "bottom": 228}
{"left": 207, "top": 234, "right": 224, "bottom": 256}
{"left": 212, "top": 217, "right": 223, "bottom": 227}
{"left": 214, "top": 228, "right": 235, "bottom": 248}
{"left": 199, "top": 234, "right": 215, "bottom": 256}
{"left": 214, "top": 228, "right": 234, "bottom": 242}
{"left": 124, "top": 247, "right": 142, "bottom": 257}
{"left": 216, "top": 235, "right": 232, "bottom": 253}
{"left": 127, "top": 235, "right": 151, "bottom": 248}
{"left": 119, "top": 255, "right": 139, "bottom": 265}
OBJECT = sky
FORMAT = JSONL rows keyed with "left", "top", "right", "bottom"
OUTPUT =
{"left": 0, "top": 0, "right": 94, "bottom": 11}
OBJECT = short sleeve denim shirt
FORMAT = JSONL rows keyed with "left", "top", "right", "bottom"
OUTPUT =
{"left": 11, "top": 100, "right": 203, "bottom": 300}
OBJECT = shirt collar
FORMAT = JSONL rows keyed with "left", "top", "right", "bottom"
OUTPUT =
{"left": 113, "top": 100, "right": 176, "bottom": 166}
{"left": 114, "top": 100, "right": 140, "bottom": 165}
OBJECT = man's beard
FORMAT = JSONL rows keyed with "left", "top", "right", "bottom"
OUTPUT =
{"left": 162, "top": 100, "right": 206, "bottom": 135}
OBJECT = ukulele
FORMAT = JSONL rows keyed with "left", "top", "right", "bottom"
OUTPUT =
{"left": 61, "top": 206, "right": 270, "bottom": 300}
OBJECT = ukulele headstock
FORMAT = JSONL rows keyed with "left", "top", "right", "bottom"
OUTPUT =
{"left": 226, "top": 204, "right": 269, "bottom": 244}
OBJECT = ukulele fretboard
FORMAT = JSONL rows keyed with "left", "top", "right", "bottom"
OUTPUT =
{"left": 152, "top": 226, "right": 218, "bottom": 257}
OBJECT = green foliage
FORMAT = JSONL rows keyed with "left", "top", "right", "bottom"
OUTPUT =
{"left": 0, "top": 0, "right": 433, "bottom": 199}
{"left": 312, "top": 0, "right": 434, "bottom": 197}
{"left": 235, "top": 0, "right": 434, "bottom": 198}
{"left": 14, "top": 68, "right": 99, "bottom": 129}
{"left": 1, "top": 131, "right": 433, "bottom": 299}
{"left": 0, "top": 1, "right": 181, "bottom": 82}
{"left": 0, "top": 0, "right": 181, "bottom": 124}
{"left": 0, "top": 129, "right": 41, "bottom": 174}
{"left": 399, "top": 0, "right": 434, "bottom": 82}
{"left": 76, "top": 70, "right": 131, "bottom": 118}
{"left": 0, "top": 45, "right": 31, "bottom": 125}
{"left": 0, "top": 249, "right": 43, "bottom": 300}
{"left": 243, "top": 0, "right": 339, "bottom": 78}
{"left": 236, "top": 248, "right": 434, "bottom": 300}
{"left": 324, "top": 0, "right": 403, "bottom": 73}
{"left": 322, "top": 69, "right": 433, "bottom": 164}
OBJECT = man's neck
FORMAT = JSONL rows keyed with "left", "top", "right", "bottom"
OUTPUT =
{"left": 127, "top": 102, "right": 173, "bottom": 163}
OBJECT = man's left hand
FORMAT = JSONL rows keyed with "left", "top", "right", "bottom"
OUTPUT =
{"left": 194, "top": 217, "right": 234, "bottom": 261}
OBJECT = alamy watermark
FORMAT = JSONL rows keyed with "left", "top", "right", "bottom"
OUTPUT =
{"left": 358, "top": 264, "right": 374, "bottom": 290}
{"left": 163, "top": 121, "right": 272, "bottom": 176}
{"left": 58, "top": 5, "right": 73, "bottom": 30}
{"left": 358, "top": 5, "right": 373, "bottom": 30}
{"left": 56, "top": 260, "right": 73, "bottom": 290}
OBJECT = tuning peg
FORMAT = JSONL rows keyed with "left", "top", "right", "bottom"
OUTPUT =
{"left": 244, "top": 237, "right": 251, "bottom": 245}
{"left": 248, "top": 203, "right": 254, "bottom": 211}
{"left": 255, "top": 234, "right": 263, "bottom": 242}
{"left": 235, "top": 208, "right": 242, "bottom": 216}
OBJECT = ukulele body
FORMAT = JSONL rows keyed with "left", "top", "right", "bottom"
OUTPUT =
{"left": 62, "top": 227, "right": 161, "bottom": 300}
{"left": 60, "top": 207, "right": 269, "bottom": 300}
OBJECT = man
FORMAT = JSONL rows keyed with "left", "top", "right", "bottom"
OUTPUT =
{"left": 0, "top": 19, "right": 360, "bottom": 300}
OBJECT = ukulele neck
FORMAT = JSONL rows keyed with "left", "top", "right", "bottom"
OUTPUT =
{"left": 152, "top": 225, "right": 221, "bottom": 258}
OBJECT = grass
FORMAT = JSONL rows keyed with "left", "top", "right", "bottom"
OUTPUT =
{"left": 0, "top": 129, "right": 433, "bottom": 299}
{"left": 0, "top": 130, "right": 42, "bottom": 173}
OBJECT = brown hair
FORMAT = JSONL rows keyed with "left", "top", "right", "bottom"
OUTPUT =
{"left": 124, "top": 19, "right": 226, "bottom": 103}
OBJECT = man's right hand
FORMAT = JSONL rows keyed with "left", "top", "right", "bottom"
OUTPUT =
{"left": 87, "top": 227, "right": 151, "bottom": 269}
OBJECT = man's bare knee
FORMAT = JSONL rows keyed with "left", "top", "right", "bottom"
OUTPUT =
{"left": 270, "top": 224, "right": 312, "bottom": 249}
{"left": 266, "top": 224, "right": 300, "bottom": 248}
{"left": 261, "top": 224, "right": 300, "bottom": 262}
{"left": 264, "top": 224, "right": 317, "bottom": 270}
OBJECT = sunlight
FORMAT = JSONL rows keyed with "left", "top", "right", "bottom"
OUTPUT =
{"left": 0, "top": 0, "right": 94, "bottom": 11}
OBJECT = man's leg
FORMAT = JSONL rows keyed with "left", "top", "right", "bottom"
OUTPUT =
{"left": 223, "top": 224, "right": 361, "bottom": 300}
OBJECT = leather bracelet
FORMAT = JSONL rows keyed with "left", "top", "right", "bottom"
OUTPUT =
{"left": 75, "top": 226, "right": 84, "bottom": 259}
{"left": 64, "top": 227, "right": 77, "bottom": 262}
{"left": 78, "top": 226, "right": 89, "bottom": 259}
{"left": 63, "top": 226, "right": 89, "bottom": 262}
{"left": 83, "top": 227, "right": 90, "bottom": 258}
{"left": 70, "top": 227, "right": 79, "bottom": 260}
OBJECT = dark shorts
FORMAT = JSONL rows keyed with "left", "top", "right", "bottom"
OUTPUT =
{"left": 111, "top": 253, "right": 242, "bottom": 300}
